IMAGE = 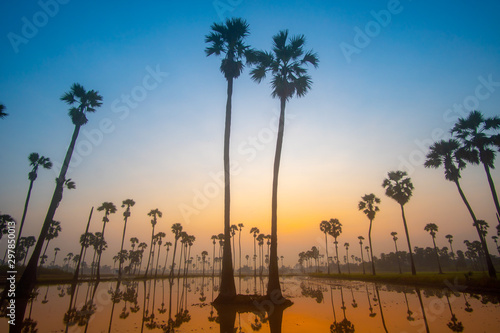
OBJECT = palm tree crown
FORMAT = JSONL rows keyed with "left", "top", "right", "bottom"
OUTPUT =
{"left": 60, "top": 83, "right": 103, "bottom": 125}
{"left": 0, "top": 103, "right": 7, "bottom": 118}
{"left": 382, "top": 171, "right": 413, "bottom": 206}
{"left": 424, "top": 139, "right": 465, "bottom": 182}
{"left": 358, "top": 194, "right": 380, "bottom": 220}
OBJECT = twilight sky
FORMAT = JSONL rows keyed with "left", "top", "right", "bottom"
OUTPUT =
{"left": 1, "top": 0, "right": 500, "bottom": 267}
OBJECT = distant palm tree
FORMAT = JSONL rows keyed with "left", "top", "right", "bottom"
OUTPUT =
{"left": 51, "top": 247, "right": 60, "bottom": 266}
{"left": 230, "top": 224, "right": 238, "bottom": 267}
{"left": 382, "top": 170, "right": 416, "bottom": 275}
{"left": 118, "top": 199, "right": 135, "bottom": 278}
{"left": 424, "top": 223, "right": 443, "bottom": 274}
{"left": 96, "top": 202, "right": 117, "bottom": 279}
{"left": 201, "top": 250, "right": 209, "bottom": 276}
{"left": 18, "top": 236, "right": 36, "bottom": 266}
{"left": 365, "top": 246, "right": 370, "bottom": 267}
{"left": 344, "top": 243, "right": 351, "bottom": 274}
{"left": 144, "top": 209, "right": 162, "bottom": 277}
{"left": 162, "top": 241, "right": 172, "bottom": 276}
{"left": 492, "top": 236, "right": 500, "bottom": 255}
{"left": 390, "top": 232, "right": 402, "bottom": 274}
{"left": 237, "top": 223, "right": 244, "bottom": 277}
{"left": 206, "top": 17, "right": 254, "bottom": 302}
{"left": 250, "top": 227, "right": 259, "bottom": 277}
{"left": 445, "top": 234, "right": 455, "bottom": 258}
{"left": 170, "top": 223, "right": 183, "bottom": 277}
{"left": 328, "top": 218, "right": 342, "bottom": 274}
{"left": 211, "top": 234, "right": 218, "bottom": 277}
{"left": 358, "top": 193, "right": 381, "bottom": 276}
{"left": 451, "top": 110, "right": 500, "bottom": 220}
{"left": 130, "top": 237, "right": 139, "bottom": 251}
{"left": 40, "top": 220, "right": 61, "bottom": 266}
{"left": 17, "top": 153, "right": 52, "bottom": 253}
{"left": 137, "top": 242, "right": 148, "bottom": 274}
{"left": 358, "top": 236, "right": 366, "bottom": 275}
{"left": 153, "top": 232, "right": 166, "bottom": 277}
{"left": 0, "top": 103, "right": 7, "bottom": 118}
{"left": 320, "top": 221, "right": 331, "bottom": 274}
{"left": 250, "top": 29, "right": 318, "bottom": 298}
{"left": 17, "top": 83, "right": 102, "bottom": 310}
{"left": 425, "top": 139, "right": 496, "bottom": 278}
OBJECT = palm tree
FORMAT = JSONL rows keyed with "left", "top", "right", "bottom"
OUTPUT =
{"left": 211, "top": 235, "right": 218, "bottom": 277}
{"left": 137, "top": 242, "right": 148, "bottom": 274}
{"left": 19, "top": 236, "right": 36, "bottom": 266}
{"left": 451, "top": 110, "right": 500, "bottom": 219}
{"left": 250, "top": 227, "right": 259, "bottom": 277}
{"left": 170, "top": 223, "right": 183, "bottom": 277}
{"left": 492, "top": 236, "right": 500, "bottom": 255}
{"left": 118, "top": 199, "right": 135, "bottom": 278}
{"left": 357, "top": 236, "right": 366, "bottom": 275}
{"left": 425, "top": 139, "right": 496, "bottom": 278}
{"left": 390, "top": 232, "right": 402, "bottom": 274}
{"left": 130, "top": 237, "right": 139, "bottom": 251}
{"left": 230, "top": 224, "right": 238, "bottom": 267}
{"left": 344, "top": 243, "right": 351, "bottom": 274}
{"left": 328, "top": 218, "right": 342, "bottom": 274}
{"left": 201, "top": 250, "right": 209, "bottom": 276}
{"left": 237, "top": 223, "right": 244, "bottom": 277}
{"left": 320, "top": 221, "right": 331, "bottom": 274}
{"left": 153, "top": 232, "right": 166, "bottom": 277}
{"left": 206, "top": 18, "right": 254, "bottom": 302}
{"left": 358, "top": 193, "right": 381, "bottom": 275}
{"left": 382, "top": 170, "right": 417, "bottom": 275}
{"left": 0, "top": 103, "right": 7, "bottom": 118}
{"left": 424, "top": 223, "right": 444, "bottom": 274}
{"left": 144, "top": 209, "right": 162, "bottom": 277}
{"left": 446, "top": 234, "right": 455, "bottom": 258}
{"left": 17, "top": 83, "right": 102, "bottom": 311}
{"left": 40, "top": 220, "right": 61, "bottom": 266}
{"left": 51, "top": 247, "right": 60, "bottom": 266}
{"left": 250, "top": 29, "right": 318, "bottom": 299}
{"left": 96, "top": 202, "right": 117, "bottom": 279}
{"left": 16, "top": 153, "right": 52, "bottom": 253}
{"left": 162, "top": 241, "right": 172, "bottom": 276}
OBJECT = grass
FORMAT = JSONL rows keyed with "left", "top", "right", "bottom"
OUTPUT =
{"left": 310, "top": 271, "right": 500, "bottom": 294}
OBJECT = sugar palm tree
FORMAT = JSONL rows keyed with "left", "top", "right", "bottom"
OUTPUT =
{"left": 328, "top": 218, "right": 343, "bottom": 274}
{"left": 382, "top": 170, "right": 417, "bottom": 275}
{"left": 492, "top": 236, "right": 500, "bottom": 255}
{"left": 51, "top": 247, "right": 60, "bottom": 266}
{"left": 320, "top": 221, "right": 331, "bottom": 274}
{"left": 250, "top": 29, "right": 318, "bottom": 298}
{"left": 451, "top": 110, "right": 500, "bottom": 220}
{"left": 358, "top": 193, "right": 380, "bottom": 275}
{"left": 424, "top": 223, "right": 443, "bottom": 274}
{"left": 162, "top": 241, "right": 173, "bottom": 276}
{"left": 425, "top": 139, "right": 496, "bottom": 278}
{"left": 230, "top": 224, "right": 238, "bottom": 267}
{"left": 205, "top": 17, "right": 254, "bottom": 302}
{"left": 445, "top": 234, "right": 455, "bottom": 258}
{"left": 250, "top": 227, "right": 259, "bottom": 277}
{"left": 153, "top": 232, "right": 166, "bottom": 277}
{"left": 344, "top": 243, "right": 351, "bottom": 274}
{"left": 237, "top": 223, "right": 244, "bottom": 277}
{"left": 17, "top": 84, "right": 102, "bottom": 311}
{"left": 40, "top": 220, "right": 61, "bottom": 266}
{"left": 211, "top": 235, "right": 218, "bottom": 277}
{"left": 201, "top": 250, "right": 208, "bottom": 276}
{"left": 144, "top": 209, "right": 162, "bottom": 278}
{"left": 169, "top": 223, "right": 183, "bottom": 277}
{"left": 16, "top": 153, "right": 52, "bottom": 253}
{"left": 96, "top": 202, "right": 117, "bottom": 280}
{"left": 357, "top": 236, "right": 366, "bottom": 275}
{"left": 118, "top": 199, "right": 135, "bottom": 278}
{"left": 390, "top": 232, "right": 402, "bottom": 274}
{"left": 0, "top": 103, "right": 7, "bottom": 118}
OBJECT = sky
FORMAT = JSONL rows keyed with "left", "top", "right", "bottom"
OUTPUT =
{"left": 1, "top": 0, "right": 500, "bottom": 268}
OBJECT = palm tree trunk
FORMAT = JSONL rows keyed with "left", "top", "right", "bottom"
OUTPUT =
{"left": 454, "top": 179, "right": 496, "bottom": 278}
{"left": 12, "top": 124, "right": 82, "bottom": 333}
{"left": 118, "top": 213, "right": 129, "bottom": 278}
{"left": 267, "top": 97, "right": 286, "bottom": 298}
{"left": 334, "top": 239, "right": 341, "bottom": 274}
{"left": 96, "top": 221, "right": 108, "bottom": 281}
{"left": 325, "top": 233, "right": 330, "bottom": 274}
{"left": 170, "top": 239, "right": 179, "bottom": 278}
{"left": 217, "top": 76, "right": 237, "bottom": 302}
{"left": 483, "top": 163, "right": 500, "bottom": 223}
{"left": 368, "top": 219, "right": 376, "bottom": 275}
{"left": 394, "top": 240, "right": 402, "bottom": 274}
{"left": 162, "top": 249, "right": 170, "bottom": 276}
{"left": 359, "top": 242, "right": 365, "bottom": 275}
{"left": 41, "top": 240, "right": 51, "bottom": 266}
{"left": 253, "top": 236, "right": 257, "bottom": 278}
{"left": 15, "top": 179, "right": 35, "bottom": 257}
{"left": 144, "top": 225, "right": 155, "bottom": 278}
{"left": 432, "top": 236, "right": 443, "bottom": 274}
{"left": 400, "top": 205, "right": 417, "bottom": 275}
{"left": 416, "top": 287, "right": 430, "bottom": 333}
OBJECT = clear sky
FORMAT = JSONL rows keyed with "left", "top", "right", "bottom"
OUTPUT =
{"left": 1, "top": 0, "right": 500, "bottom": 268}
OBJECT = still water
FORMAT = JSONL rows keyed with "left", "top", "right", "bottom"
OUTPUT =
{"left": 2, "top": 276, "right": 499, "bottom": 332}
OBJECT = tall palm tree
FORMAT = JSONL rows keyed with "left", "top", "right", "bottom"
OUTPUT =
{"left": 51, "top": 247, "right": 60, "bottom": 266}
{"left": 0, "top": 103, "right": 7, "bottom": 118}
{"left": 130, "top": 237, "right": 139, "bottom": 251}
{"left": 19, "top": 236, "right": 36, "bottom": 266}
{"left": 451, "top": 110, "right": 500, "bottom": 220}
{"left": 250, "top": 227, "right": 259, "bottom": 277}
{"left": 382, "top": 170, "right": 417, "bottom": 275}
{"left": 237, "top": 223, "right": 244, "bottom": 277}
{"left": 119, "top": 199, "right": 135, "bottom": 278}
{"left": 250, "top": 29, "right": 318, "bottom": 298}
{"left": 328, "top": 218, "right": 342, "bottom": 274}
{"left": 205, "top": 18, "right": 253, "bottom": 302}
{"left": 344, "top": 243, "right": 350, "bottom": 274}
{"left": 425, "top": 139, "right": 496, "bottom": 278}
{"left": 320, "top": 221, "right": 331, "bottom": 274}
{"left": 211, "top": 234, "right": 218, "bottom": 277}
{"left": 424, "top": 223, "right": 443, "bottom": 274}
{"left": 390, "top": 232, "right": 402, "bottom": 274}
{"left": 169, "top": 223, "right": 183, "bottom": 277}
{"left": 201, "top": 250, "right": 208, "bottom": 276}
{"left": 162, "top": 241, "right": 172, "bottom": 276}
{"left": 153, "top": 232, "right": 166, "bottom": 277}
{"left": 17, "top": 83, "right": 102, "bottom": 312}
{"left": 230, "top": 224, "right": 238, "bottom": 267}
{"left": 358, "top": 193, "right": 380, "bottom": 275}
{"left": 16, "top": 153, "right": 52, "bottom": 253}
{"left": 357, "top": 236, "right": 366, "bottom": 275}
{"left": 144, "top": 209, "right": 162, "bottom": 278}
{"left": 445, "top": 234, "right": 455, "bottom": 258}
{"left": 40, "top": 220, "right": 61, "bottom": 266}
{"left": 492, "top": 236, "right": 500, "bottom": 255}
{"left": 96, "top": 202, "right": 117, "bottom": 279}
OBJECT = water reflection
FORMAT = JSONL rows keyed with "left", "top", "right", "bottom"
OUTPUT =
{"left": 2, "top": 276, "right": 500, "bottom": 332}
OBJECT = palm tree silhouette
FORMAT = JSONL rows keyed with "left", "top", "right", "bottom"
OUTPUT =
{"left": 153, "top": 232, "right": 166, "bottom": 277}
{"left": 358, "top": 193, "right": 380, "bottom": 275}
{"left": 118, "top": 199, "right": 135, "bottom": 278}
{"left": 40, "top": 220, "right": 61, "bottom": 266}
{"left": 320, "top": 221, "right": 332, "bottom": 274}
{"left": 51, "top": 247, "right": 60, "bottom": 266}
{"left": 492, "top": 236, "right": 500, "bottom": 255}
{"left": 206, "top": 18, "right": 253, "bottom": 302}
{"left": 250, "top": 29, "right": 318, "bottom": 299}
{"left": 425, "top": 139, "right": 496, "bottom": 277}
{"left": 451, "top": 110, "right": 500, "bottom": 220}
{"left": 445, "top": 234, "right": 455, "bottom": 258}
{"left": 144, "top": 209, "right": 162, "bottom": 278}
{"left": 358, "top": 236, "right": 366, "bottom": 275}
{"left": 237, "top": 223, "right": 244, "bottom": 277}
{"left": 161, "top": 241, "right": 173, "bottom": 276}
{"left": 250, "top": 227, "right": 260, "bottom": 277}
{"left": 390, "top": 231, "right": 402, "bottom": 274}
{"left": 96, "top": 202, "right": 117, "bottom": 279}
{"left": 0, "top": 103, "right": 7, "bottom": 118}
{"left": 344, "top": 243, "right": 351, "bottom": 275}
{"left": 211, "top": 235, "right": 218, "bottom": 277}
{"left": 17, "top": 153, "right": 52, "bottom": 254}
{"left": 230, "top": 224, "right": 238, "bottom": 267}
{"left": 382, "top": 170, "right": 417, "bottom": 275}
{"left": 328, "top": 218, "right": 342, "bottom": 274}
{"left": 424, "top": 223, "right": 444, "bottom": 274}
{"left": 170, "top": 223, "right": 183, "bottom": 277}
{"left": 17, "top": 84, "right": 102, "bottom": 311}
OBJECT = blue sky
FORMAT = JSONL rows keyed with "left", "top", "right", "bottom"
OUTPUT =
{"left": 1, "top": 0, "right": 500, "bottom": 267}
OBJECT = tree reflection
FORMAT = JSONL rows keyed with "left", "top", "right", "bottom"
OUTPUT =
{"left": 446, "top": 293, "right": 464, "bottom": 332}
{"left": 365, "top": 284, "right": 376, "bottom": 317}
{"left": 300, "top": 281, "right": 324, "bottom": 303}
{"left": 415, "top": 287, "right": 430, "bottom": 333}
{"left": 330, "top": 286, "right": 355, "bottom": 332}
{"left": 403, "top": 290, "right": 415, "bottom": 321}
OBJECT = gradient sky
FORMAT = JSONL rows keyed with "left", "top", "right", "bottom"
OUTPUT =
{"left": 1, "top": 0, "right": 500, "bottom": 268}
